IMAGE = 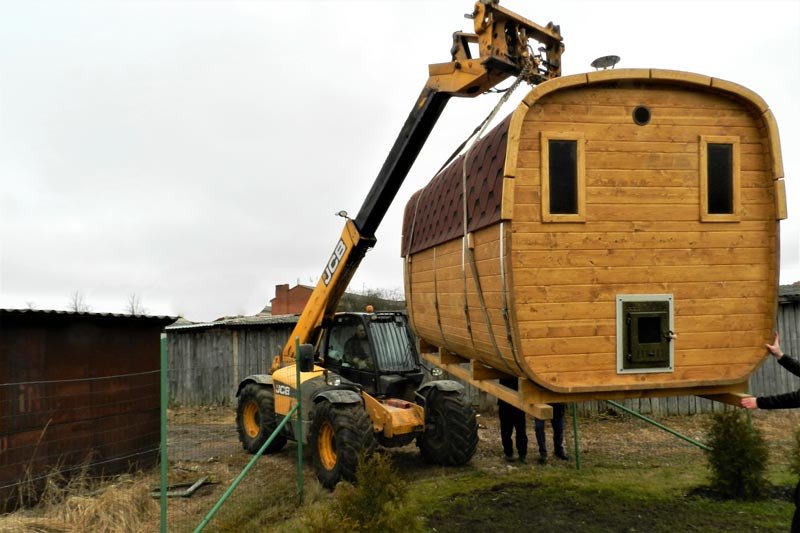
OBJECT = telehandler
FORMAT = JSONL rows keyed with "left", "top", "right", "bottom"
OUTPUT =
{"left": 235, "top": 0, "right": 564, "bottom": 488}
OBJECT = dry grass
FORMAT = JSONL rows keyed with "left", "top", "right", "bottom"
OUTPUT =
{"left": 0, "top": 473, "right": 157, "bottom": 533}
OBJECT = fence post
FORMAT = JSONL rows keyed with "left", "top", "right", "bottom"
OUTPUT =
{"left": 160, "top": 336, "right": 167, "bottom": 533}
{"left": 571, "top": 402, "right": 580, "bottom": 470}
{"left": 295, "top": 338, "right": 304, "bottom": 504}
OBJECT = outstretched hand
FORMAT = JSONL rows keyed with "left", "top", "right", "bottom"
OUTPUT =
{"left": 765, "top": 332, "right": 784, "bottom": 359}
{"left": 741, "top": 396, "right": 758, "bottom": 409}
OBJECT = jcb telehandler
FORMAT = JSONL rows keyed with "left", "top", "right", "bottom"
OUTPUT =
{"left": 235, "top": 0, "right": 564, "bottom": 488}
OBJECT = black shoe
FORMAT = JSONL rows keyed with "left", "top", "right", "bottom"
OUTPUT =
{"left": 504, "top": 454, "right": 515, "bottom": 463}
{"left": 555, "top": 449, "right": 569, "bottom": 461}
{"left": 518, "top": 455, "right": 527, "bottom": 464}
{"left": 537, "top": 454, "right": 548, "bottom": 465}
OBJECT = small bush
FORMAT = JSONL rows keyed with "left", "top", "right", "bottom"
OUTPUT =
{"left": 704, "top": 409, "right": 769, "bottom": 500}
{"left": 303, "top": 452, "right": 422, "bottom": 533}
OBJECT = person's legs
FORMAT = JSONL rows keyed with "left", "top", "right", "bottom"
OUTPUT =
{"left": 534, "top": 418, "right": 547, "bottom": 462}
{"left": 552, "top": 403, "right": 568, "bottom": 460}
{"left": 498, "top": 402, "right": 515, "bottom": 460}
{"left": 512, "top": 408, "right": 528, "bottom": 461}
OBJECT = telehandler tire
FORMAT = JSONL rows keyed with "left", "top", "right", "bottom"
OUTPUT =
{"left": 418, "top": 388, "right": 478, "bottom": 465}
{"left": 309, "top": 401, "right": 376, "bottom": 489}
{"left": 236, "top": 383, "right": 287, "bottom": 454}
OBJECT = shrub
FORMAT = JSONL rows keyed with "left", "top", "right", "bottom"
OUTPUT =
{"left": 704, "top": 409, "right": 769, "bottom": 500}
{"left": 303, "top": 452, "right": 422, "bottom": 533}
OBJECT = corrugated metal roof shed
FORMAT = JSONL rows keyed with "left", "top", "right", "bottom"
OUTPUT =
{"left": 0, "top": 308, "right": 174, "bottom": 509}
{"left": 1, "top": 308, "right": 177, "bottom": 322}
{"left": 165, "top": 313, "right": 299, "bottom": 332}
{"left": 779, "top": 285, "right": 800, "bottom": 302}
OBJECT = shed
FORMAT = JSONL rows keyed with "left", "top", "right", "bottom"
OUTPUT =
{"left": 165, "top": 314, "right": 299, "bottom": 406}
{"left": 402, "top": 69, "right": 787, "bottom": 408}
{"left": 0, "top": 309, "right": 174, "bottom": 508}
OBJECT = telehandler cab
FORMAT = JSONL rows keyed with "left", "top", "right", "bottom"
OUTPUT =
{"left": 235, "top": 0, "right": 563, "bottom": 488}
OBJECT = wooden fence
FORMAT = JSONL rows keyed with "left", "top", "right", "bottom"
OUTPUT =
{"left": 167, "top": 293, "right": 800, "bottom": 414}
{"left": 166, "top": 316, "right": 296, "bottom": 406}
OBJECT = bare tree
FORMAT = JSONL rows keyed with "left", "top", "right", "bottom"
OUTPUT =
{"left": 68, "top": 291, "right": 91, "bottom": 312}
{"left": 126, "top": 293, "right": 148, "bottom": 315}
{"left": 25, "top": 301, "right": 36, "bottom": 310}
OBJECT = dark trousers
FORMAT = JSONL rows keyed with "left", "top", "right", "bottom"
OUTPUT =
{"left": 498, "top": 401, "right": 528, "bottom": 458}
{"left": 534, "top": 403, "right": 566, "bottom": 456}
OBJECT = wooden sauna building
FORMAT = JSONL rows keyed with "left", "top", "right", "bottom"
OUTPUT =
{"left": 401, "top": 69, "right": 787, "bottom": 417}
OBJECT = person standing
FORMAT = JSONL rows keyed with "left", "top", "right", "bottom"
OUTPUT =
{"left": 498, "top": 377, "right": 528, "bottom": 463}
{"left": 741, "top": 332, "right": 800, "bottom": 531}
{"left": 535, "top": 403, "right": 568, "bottom": 464}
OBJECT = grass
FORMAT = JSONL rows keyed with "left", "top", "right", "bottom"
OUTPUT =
{"left": 419, "top": 467, "right": 792, "bottom": 532}
{"left": 3, "top": 409, "right": 797, "bottom": 532}
{"left": 250, "top": 456, "right": 793, "bottom": 533}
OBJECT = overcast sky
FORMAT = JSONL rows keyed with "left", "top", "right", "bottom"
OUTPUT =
{"left": 1, "top": 0, "right": 798, "bottom": 322}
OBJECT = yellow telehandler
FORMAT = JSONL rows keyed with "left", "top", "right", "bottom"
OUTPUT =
{"left": 235, "top": 0, "right": 564, "bottom": 488}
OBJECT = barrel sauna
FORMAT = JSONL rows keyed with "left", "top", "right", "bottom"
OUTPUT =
{"left": 401, "top": 69, "right": 787, "bottom": 415}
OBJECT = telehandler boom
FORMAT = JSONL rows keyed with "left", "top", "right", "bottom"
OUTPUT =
{"left": 236, "top": 1, "right": 564, "bottom": 488}
{"left": 275, "top": 1, "right": 562, "bottom": 366}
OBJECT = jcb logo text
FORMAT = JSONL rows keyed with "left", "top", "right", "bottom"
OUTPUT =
{"left": 322, "top": 240, "right": 347, "bottom": 286}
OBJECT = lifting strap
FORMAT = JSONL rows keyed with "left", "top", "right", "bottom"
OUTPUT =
{"left": 459, "top": 68, "right": 532, "bottom": 376}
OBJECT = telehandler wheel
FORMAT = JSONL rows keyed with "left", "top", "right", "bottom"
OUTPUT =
{"left": 418, "top": 389, "right": 478, "bottom": 466}
{"left": 309, "top": 401, "right": 376, "bottom": 489}
{"left": 236, "top": 383, "right": 287, "bottom": 454}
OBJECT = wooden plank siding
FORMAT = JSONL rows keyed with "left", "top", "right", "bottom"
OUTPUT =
{"left": 464, "top": 296, "right": 797, "bottom": 416}
{"left": 166, "top": 323, "right": 295, "bottom": 406}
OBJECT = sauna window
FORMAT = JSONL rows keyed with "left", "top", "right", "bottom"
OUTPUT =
{"left": 700, "top": 135, "right": 740, "bottom": 222}
{"left": 616, "top": 294, "right": 674, "bottom": 374}
{"left": 541, "top": 132, "right": 585, "bottom": 222}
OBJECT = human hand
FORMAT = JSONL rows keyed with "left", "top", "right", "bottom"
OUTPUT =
{"left": 741, "top": 396, "right": 758, "bottom": 409}
{"left": 765, "top": 332, "right": 784, "bottom": 359}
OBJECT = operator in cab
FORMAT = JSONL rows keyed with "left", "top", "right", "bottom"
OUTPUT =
{"left": 344, "top": 324, "right": 373, "bottom": 370}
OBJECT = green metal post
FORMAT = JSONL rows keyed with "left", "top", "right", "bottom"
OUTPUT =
{"left": 160, "top": 336, "right": 167, "bottom": 533}
{"left": 605, "top": 400, "right": 712, "bottom": 451}
{"left": 295, "top": 338, "right": 304, "bottom": 504}
{"left": 571, "top": 403, "right": 580, "bottom": 470}
{"left": 194, "top": 404, "right": 298, "bottom": 533}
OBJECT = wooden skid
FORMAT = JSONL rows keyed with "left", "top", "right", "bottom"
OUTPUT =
{"left": 422, "top": 351, "right": 748, "bottom": 419}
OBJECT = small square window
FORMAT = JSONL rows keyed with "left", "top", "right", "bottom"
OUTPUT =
{"left": 541, "top": 132, "right": 585, "bottom": 222}
{"left": 700, "top": 136, "right": 740, "bottom": 222}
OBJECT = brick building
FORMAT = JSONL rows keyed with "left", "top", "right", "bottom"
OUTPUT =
{"left": 269, "top": 284, "right": 313, "bottom": 315}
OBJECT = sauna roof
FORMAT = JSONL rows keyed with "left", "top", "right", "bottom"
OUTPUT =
{"left": 402, "top": 114, "right": 511, "bottom": 256}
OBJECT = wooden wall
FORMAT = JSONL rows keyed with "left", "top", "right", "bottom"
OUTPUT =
{"left": 406, "top": 225, "right": 516, "bottom": 375}
{"left": 167, "top": 324, "right": 295, "bottom": 406}
{"left": 509, "top": 78, "right": 777, "bottom": 392}
{"left": 0, "top": 311, "right": 171, "bottom": 508}
{"left": 749, "top": 295, "right": 800, "bottom": 400}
